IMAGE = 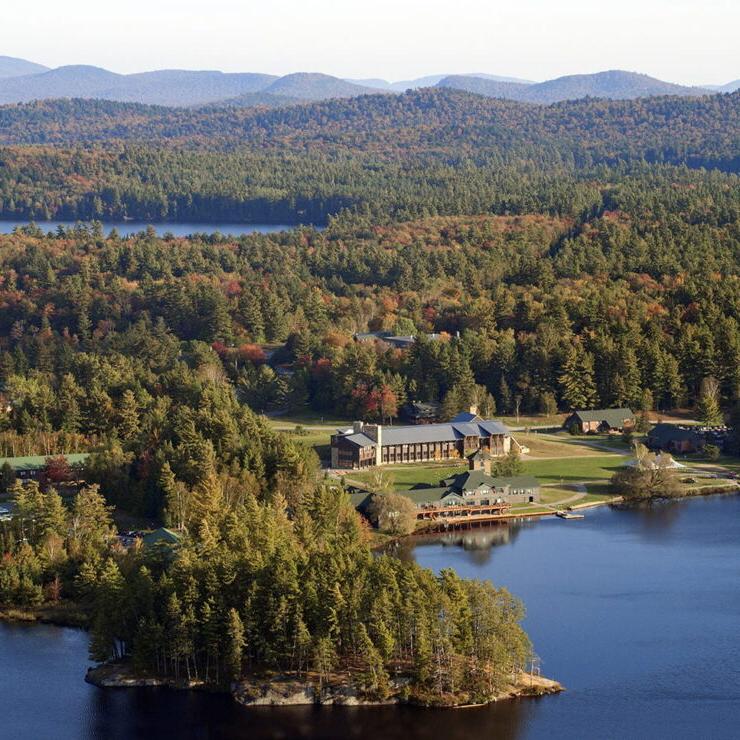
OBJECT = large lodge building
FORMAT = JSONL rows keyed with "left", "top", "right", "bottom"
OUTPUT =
{"left": 330, "top": 408, "right": 511, "bottom": 470}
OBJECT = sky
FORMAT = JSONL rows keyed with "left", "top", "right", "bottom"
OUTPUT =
{"left": 2, "top": 0, "right": 738, "bottom": 85}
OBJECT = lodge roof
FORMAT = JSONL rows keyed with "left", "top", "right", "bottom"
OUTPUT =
{"left": 443, "top": 470, "right": 540, "bottom": 494}
{"left": 569, "top": 408, "right": 634, "bottom": 426}
{"left": 337, "top": 417, "right": 509, "bottom": 449}
{"left": 341, "top": 432, "right": 376, "bottom": 448}
{"left": 382, "top": 420, "right": 508, "bottom": 446}
{"left": 450, "top": 411, "right": 482, "bottom": 423}
{"left": 647, "top": 423, "right": 701, "bottom": 444}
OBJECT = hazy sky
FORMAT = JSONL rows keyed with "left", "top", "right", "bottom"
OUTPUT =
{"left": 2, "top": 0, "right": 737, "bottom": 85}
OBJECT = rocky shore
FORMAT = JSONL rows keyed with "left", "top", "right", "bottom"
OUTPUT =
{"left": 86, "top": 661, "right": 563, "bottom": 707}
{"left": 232, "top": 671, "right": 562, "bottom": 707}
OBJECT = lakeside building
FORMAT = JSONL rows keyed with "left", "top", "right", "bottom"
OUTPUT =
{"left": 331, "top": 408, "right": 511, "bottom": 469}
{"left": 563, "top": 408, "right": 635, "bottom": 434}
{"left": 349, "top": 452, "right": 540, "bottom": 521}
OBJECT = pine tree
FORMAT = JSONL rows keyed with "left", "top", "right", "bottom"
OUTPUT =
{"left": 89, "top": 559, "right": 125, "bottom": 661}
{"left": 225, "top": 608, "right": 245, "bottom": 682}
{"left": 38, "top": 488, "right": 68, "bottom": 540}
{"left": 559, "top": 345, "right": 598, "bottom": 410}
{"left": 240, "top": 293, "right": 265, "bottom": 343}
{"left": 56, "top": 374, "right": 82, "bottom": 432}
{"left": 356, "top": 624, "right": 390, "bottom": 699}
{"left": 696, "top": 377, "right": 723, "bottom": 424}
{"left": 117, "top": 389, "right": 140, "bottom": 442}
{"left": 498, "top": 376, "right": 512, "bottom": 414}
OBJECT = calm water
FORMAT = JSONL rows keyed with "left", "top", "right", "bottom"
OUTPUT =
{"left": 2, "top": 495, "right": 739, "bottom": 739}
{"left": 0, "top": 220, "right": 309, "bottom": 237}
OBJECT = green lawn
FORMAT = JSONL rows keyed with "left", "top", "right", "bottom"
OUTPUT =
{"left": 348, "top": 455, "right": 626, "bottom": 490}
{"left": 350, "top": 463, "right": 467, "bottom": 490}
{"left": 522, "top": 455, "right": 626, "bottom": 484}
{"left": 266, "top": 411, "right": 352, "bottom": 427}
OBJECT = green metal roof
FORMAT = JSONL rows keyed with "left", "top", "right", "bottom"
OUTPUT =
{"left": 0, "top": 453, "right": 89, "bottom": 471}
{"left": 141, "top": 528, "right": 182, "bottom": 547}
{"left": 569, "top": 408, "right": 634, "bottom": 427}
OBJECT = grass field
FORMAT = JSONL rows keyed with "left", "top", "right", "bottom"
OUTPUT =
{"left": 521, "top": 455, "right": 626, "bottom": 483}
{"left": 348, "top": 454, "right": 626, "bottom": 491}
{"left": 265, "top": 412, "right": 352, "bottom": 427}
{"left": 350, "top": 463, "right": 467, "bottom": 490}
{"left": 498, "top": 413, "right": 566, "bottom": 428}
{"left": 514, "top": 433, "right": 607, "bottom": 458}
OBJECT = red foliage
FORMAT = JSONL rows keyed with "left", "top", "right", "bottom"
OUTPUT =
{"left": 238, "top": 344, "right": 267, "bottom": 364}
{"left": 44, "top": 455, "right": 73, "bottom": 484}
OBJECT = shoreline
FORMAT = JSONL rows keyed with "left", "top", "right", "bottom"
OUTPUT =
{"left": 85, "top": 661, "right": 563, "bottom": 708}
{"left": 372, "top": 485, "right": 738, "bottom": 548}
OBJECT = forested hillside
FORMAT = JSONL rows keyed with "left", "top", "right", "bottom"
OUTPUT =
{"left": 0, "top": 89, "right": 737, "bottom": 223}
{"left": 1, "top": 167, "right": 737, "bottom": 440}
{"left": 1, "top": 78, "right": 739, "bottom": 698}
{"left": 438, "top": 70, "right": 711, "bottom": 103}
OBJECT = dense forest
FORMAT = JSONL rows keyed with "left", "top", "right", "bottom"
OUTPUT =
{"left": 0, "top": 166, "right": 737, "bottom": 438}
{"left": 0, "top": 89, "right": 737, "bottom": 223}
{"left": 0, "top": 86, "right": 738, "bottom": 700}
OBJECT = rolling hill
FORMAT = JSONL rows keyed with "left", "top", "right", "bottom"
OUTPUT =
{"left": 713, "top": 80, "right": 740, "bottom": 93}
{"left": 438, "top": 70, "right": 713, "bottom": 103}
{"left": 0, "top": 87, "right": 737, "bottom": 172}
{"left": 349, "top": 73, "right": 535, "bottom": 91}
{"left": 0, "top": 65, "right": 384, "bottom": 106}
{"left": 0, "top": 55, "right": 49, "bottom": 78}
{"left": 0, "top": 87, "right": 736, "bottom": 224}
{"left": 0, "top": 57, "right": 734, "bottom": 108}
{"left": 261, "top": 73, "right": 385, "bottom": 100}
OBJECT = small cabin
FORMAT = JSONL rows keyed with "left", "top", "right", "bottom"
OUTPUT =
{"left": 564, "top": 408, "right": 635, "bottom": 434}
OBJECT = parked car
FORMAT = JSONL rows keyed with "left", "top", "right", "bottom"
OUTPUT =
{"left": 0, "top": 505, "right": 11, "bottom": 521}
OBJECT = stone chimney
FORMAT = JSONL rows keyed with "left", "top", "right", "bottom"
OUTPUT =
{"left": 362, "top": 424, "right": 383, "bottom": 465}
{"left": 469, "top": 405, "right": 479, "bottom": 416}
{"left": 352, "top": 421, "right": 364, "bottom": 434}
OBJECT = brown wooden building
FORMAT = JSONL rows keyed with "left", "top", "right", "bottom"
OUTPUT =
{"left": 331, "top": 416, "right": 511, "bottom": 470}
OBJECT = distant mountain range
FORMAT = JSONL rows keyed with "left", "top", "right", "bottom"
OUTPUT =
{"left": 0, "top": 55, "right": 48, "bottom": 78}
{"left": 436, "top": 70, "right": 714, "bottom": 103}
{"left": 0, "top": 55, "right": 735, "bottom": 107}
{"left": 347, "top": 73, "right": 535, "bottom": 91}
{"left": 706, "top": 80, "right": 740, "bottom": 93}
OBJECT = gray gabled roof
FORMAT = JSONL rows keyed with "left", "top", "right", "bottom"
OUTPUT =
{"left": 443, "top": 471, "right": 541, "bottom": 494}
{"left": 570, "top": 408, "right": 634, "bottom": 427}
{"left": 342, "top": 432, "right": 376, "bottom": 448}
{"left": 380, "top": 419, "right": 509, "bottom": 446}
{"left": 647, "top": 423, "right": 701, "bottom": 444}
{"left": 451, "top": 411, "right": 481, "bottom": 423}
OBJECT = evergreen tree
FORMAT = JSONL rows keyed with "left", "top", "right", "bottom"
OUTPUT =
{"left": 696, "top": 376, "right": 723, "bottom": 424}
{"left": 559, "top": 345, "right": 598, "bottom": 410}
{"left": 117, "top": 389, "right": 140, "bottom": 442}
{"left": 225, "top": 608, "right": 245, "bottom": 682}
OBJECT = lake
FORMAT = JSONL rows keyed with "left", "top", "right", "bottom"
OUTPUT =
{"left": 0, "top": 220, "right": 311, "bottom": 237}
{"left": 2, "top": 494, "right": 739, "bottom": 739}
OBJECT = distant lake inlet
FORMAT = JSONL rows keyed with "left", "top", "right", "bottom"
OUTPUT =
{"left": 0, "top": 220, "right": 317, "bottom": 237}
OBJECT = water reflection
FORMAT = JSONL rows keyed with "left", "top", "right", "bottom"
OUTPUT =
{"left": 389, "top": 520, "right": 532, "bottom": 566}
